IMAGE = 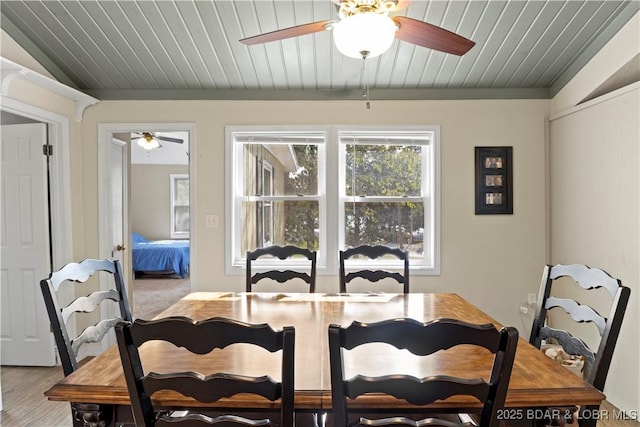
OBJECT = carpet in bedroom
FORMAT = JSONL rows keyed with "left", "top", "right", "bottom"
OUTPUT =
{"left": 132, "top": 274, "right": 191, "bottom": 319}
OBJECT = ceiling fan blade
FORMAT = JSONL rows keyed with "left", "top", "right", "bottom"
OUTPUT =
{"left": 156, "top": 135, "right": 183, "bottom": 144}
{"left": 240, "top": 20, "right": 333, "bottom": 45}
{"left": 392, "top": 16, "right": 475, "bottom": 56}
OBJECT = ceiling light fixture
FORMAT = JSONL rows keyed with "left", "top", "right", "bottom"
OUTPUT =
{"left": 135, "top": 134, "right": 161, "bottom": 150}
{"left": 332, "top": 12, "right": 397, "bottom": 59}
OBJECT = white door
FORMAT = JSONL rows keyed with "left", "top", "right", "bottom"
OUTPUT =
{"left": 98, "top": 136, "right": 127, "bottom": 351}
{"left": 110, "top": 138, "right": 126, "bottom": 264}
{"left": 0, "top": 123, "right": 56, "bottom": 366}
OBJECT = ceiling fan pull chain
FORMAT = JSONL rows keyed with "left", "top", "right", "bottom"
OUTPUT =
{"left": 360, "top": 51, "right": 371, "bottom": 110}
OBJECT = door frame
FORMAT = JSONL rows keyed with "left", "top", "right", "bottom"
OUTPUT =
{"left": 97, "top": 123, "right": 195, "bottom": 323}
{"left": 1, "top": 97, "right": 73, "bottom": 270}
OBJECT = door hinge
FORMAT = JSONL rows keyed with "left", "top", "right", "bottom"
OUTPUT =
{"left": 43, "top": 144, "right": 53, "bottom": 156}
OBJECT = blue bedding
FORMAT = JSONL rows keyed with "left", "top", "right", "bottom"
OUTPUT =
{"left": 132, "top": 233, "right": 190, "bottom": 278}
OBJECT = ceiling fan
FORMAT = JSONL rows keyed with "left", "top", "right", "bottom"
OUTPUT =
{"left": 239, "top": 0, "right": 475, "bottom": 59}
{"left": 132, "top": 132, "right": 183, "bottom": 150}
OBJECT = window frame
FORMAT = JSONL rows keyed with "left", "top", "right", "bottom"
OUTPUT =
{"left": 225, "top": 126, "right": 440, "bottom": 276}
{"left": 259, "top": 160, "right": 274, "bottom": 247}
{"left": 170, "top": 173, "right": 189, "bottom": 239}
{"left": 337, "top": 127, "right": 439, "bottom": 274}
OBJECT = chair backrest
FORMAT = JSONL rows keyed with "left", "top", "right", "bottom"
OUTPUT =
{"left": 529, "top": 264, "right": 630, "bottom": 391}
{"left": 115, "top": 316, "right": 295, "bottom": 427}
{"left": 329, "top": 318, "right": 518, "bottom": 427}
{"left": 246, "top": 245, "right": 317, "bottom": 293}
{"left": 339, "top": 245, "right": 409, "bottom": 293}
{"left": 40, "top": 258, "right": 132, "bottom": 376}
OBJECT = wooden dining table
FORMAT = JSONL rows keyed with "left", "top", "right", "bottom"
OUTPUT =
{"left": 44, "top": 292, "right": 605, "bottom": 427}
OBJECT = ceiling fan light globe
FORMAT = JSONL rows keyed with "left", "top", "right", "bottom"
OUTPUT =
{"left": 333, "top": 13, "right": 397, "bottom": 59}
{"left": 136, "top": 137, "right": 160, "bottom": 150}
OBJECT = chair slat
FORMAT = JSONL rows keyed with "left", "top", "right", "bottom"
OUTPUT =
{"left": 544, "top": 296, "right": 607, "bottom": 335}
{"left": 144, "top": 372, "right": 281, "bottom": 402}
{"left": 346, "top": 375, "right": 489, "bottom": 405}
{"left": 48, "top": 259, "right": 117, "bottom": 290}
{"left": 539, "top": 326, "right": 596, "bottom": 368}
{"left": 549, "top": 264, "right": 621, "bottom": 298}
{"left": 341, "top": 318, "right": 501, "bottom": 354}
{"left": 251, "top": 270, "right": 311, "bottom": 285}
{"left": 71, "top": 317, "right": 122, "bottom": 355}
{"left": 129, "top": 317, "right": 283, "bottom": 353}
{"left": 61, "top": 289, "right": 121, "bottom": 323}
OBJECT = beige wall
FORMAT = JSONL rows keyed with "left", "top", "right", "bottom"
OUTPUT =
{"left": 82, "top": 98, "right": 549, "bottom": 338}
{"left": 549, "top": 87, "right": 639, "bottom": 411}
{"left": 131, "top": 164, "right": 189, "bottom": 241}
{"left": 548, "top": 12, "right": 640, "bottom": 413}
{"left": 1, "top": 33, "right": 86, "bottom": 264}
{"left": 1, "top": 29, "right": 55, "bottom": 79}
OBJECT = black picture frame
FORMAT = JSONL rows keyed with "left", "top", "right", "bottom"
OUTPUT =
{"left": 475, "top": 146, "right": 513, "bottom": 215}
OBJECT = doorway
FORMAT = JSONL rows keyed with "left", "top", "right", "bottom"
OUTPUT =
{"left": 0, "top": 102, "right": 73, "bottom": 367}
{"left": 98, "top": 124, "right": 194, "bottom": 318}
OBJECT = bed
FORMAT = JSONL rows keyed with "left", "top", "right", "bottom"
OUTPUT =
{"left": 132, "top": 232, "right": 190, "bottom": 278}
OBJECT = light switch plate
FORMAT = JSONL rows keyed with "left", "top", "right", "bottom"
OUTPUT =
{"left": 205, "top": 214, "right": 219, "bottom": 228}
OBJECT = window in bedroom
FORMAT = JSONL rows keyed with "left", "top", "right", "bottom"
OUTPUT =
{"left": 226, "top": 126, "right": 439, "bottom": 275}
{"left": 170, "top": 174, "right": 189, "bottom": 239}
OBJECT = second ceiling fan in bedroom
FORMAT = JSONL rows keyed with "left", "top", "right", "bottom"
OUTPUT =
{"left": 240, "top": 0, "right": 476, "bottom": 59}
{"left": 133, "top": 132, "right": 184, "bottom": 151}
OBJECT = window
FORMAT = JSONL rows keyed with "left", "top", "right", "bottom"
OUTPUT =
{"left": 226, "top": 127, "right": 439, "bottom": 275}
{"left": 170, "top": 174, "right": 189, "bottom": 239}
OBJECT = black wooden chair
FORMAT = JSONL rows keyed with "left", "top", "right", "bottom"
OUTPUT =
{"left": 115, "top": 316, "right": 295, "bottom": 427}
{"left": 40, "top": 258, "right": 132, "bottom": 427}
{"left": 529, "top": 264, "right": 630, "bottom": 425}
{"left": 246, "top": 245, "right": 317, "bottom": 293}
{"left": 339, "top": 245, "right": 409, "bottom": 293}
{"left": 329, "top": 318, "right": 519, "bottom": 427}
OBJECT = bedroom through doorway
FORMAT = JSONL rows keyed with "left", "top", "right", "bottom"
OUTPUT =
{"left": 129, "top": 130, "right": 191, "bottom": 318}
{"left": 108, "top": 125, "right": 193, "bottom": 319}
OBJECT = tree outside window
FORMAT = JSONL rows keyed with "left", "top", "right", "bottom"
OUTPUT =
{"left": 340, "top": 133, "right": 429, "bottom": 263}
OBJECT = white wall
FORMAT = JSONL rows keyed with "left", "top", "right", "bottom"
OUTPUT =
{"left": 548, "top": 11, "right": 640, "bottom": 414}
{"left": 131, "top": 164, "right": 189, "bottom": 240}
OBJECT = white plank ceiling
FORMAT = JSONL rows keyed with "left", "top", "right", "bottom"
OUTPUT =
{"left": 1, "top": 0, "right": 638, "bottom": 100}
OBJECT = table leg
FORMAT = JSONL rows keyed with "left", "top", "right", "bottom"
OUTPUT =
{"left": 71, "top": 402, "right": 114, "bottom": 427}
{"left": 578, "top": 405, "right": 599, "bottom": 427}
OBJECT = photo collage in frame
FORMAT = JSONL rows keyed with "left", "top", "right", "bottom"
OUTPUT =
{"left": 475, "top": 147, "right": 513, "bottom": 214}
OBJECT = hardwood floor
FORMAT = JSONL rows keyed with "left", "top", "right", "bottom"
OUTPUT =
{"left": 1, "top": 365, "right": 72, "bottom": 426}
